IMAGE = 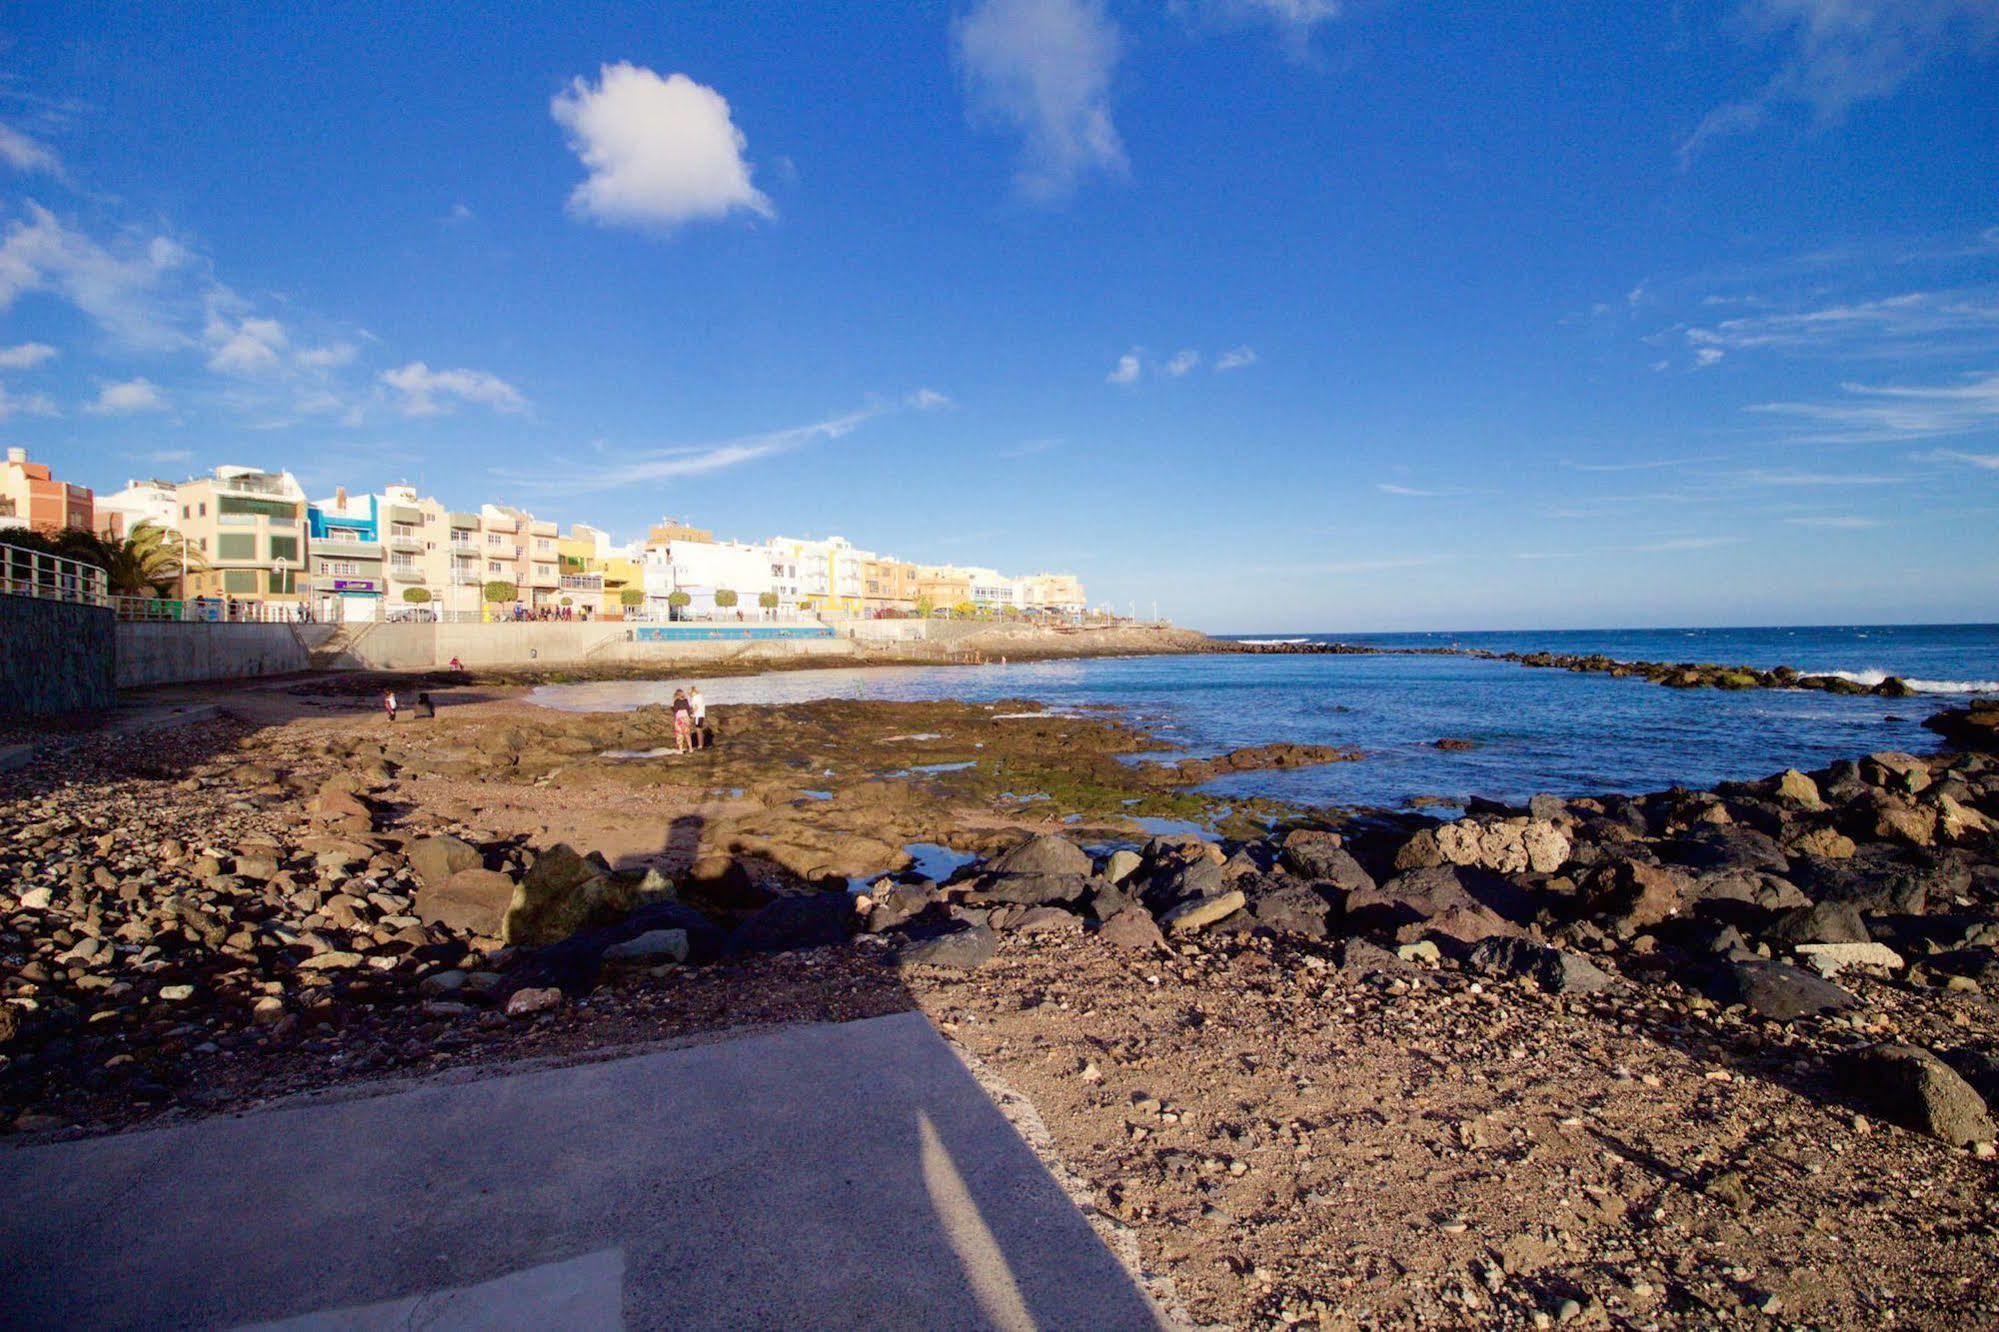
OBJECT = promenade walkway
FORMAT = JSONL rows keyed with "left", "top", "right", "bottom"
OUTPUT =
{"left": 1, "top": 1012, "right": 1163, "bottom": 1330}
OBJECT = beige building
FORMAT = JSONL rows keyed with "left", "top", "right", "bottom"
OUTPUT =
{"left": 914, "top": 564, "right": 973, "bottom": 614}
{"left": 861, "top": 556, "right": 920, "bottom": 616}
{"left": 476, "top": 504, "right": 561, "bottom": 614}
{"left": 176, "top": 466, "right": 308, "bottom": 607}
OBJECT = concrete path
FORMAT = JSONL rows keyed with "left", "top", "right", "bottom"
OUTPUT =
{"left": 0, "top": 1012, "right": 1164, "bottom": 1331}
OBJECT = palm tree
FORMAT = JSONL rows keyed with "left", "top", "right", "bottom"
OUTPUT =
{"left": 55, "top": 522, "right": 202, "bottom": 597}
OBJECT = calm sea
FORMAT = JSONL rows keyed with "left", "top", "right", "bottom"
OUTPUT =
{"left": 530, "top": 624, "right": 1999, "bottom": 811}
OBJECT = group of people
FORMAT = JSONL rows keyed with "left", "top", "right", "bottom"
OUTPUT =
{"left": 670, "top": 686, "right": 709, "bottom": 753}
{"left": 503, "top": 604, "right": 590, "bottom": 622}
{"left": 381, "top": 689, "right": 435, "bottom": 722}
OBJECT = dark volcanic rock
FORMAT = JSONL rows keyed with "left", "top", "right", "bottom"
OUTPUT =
{"left": 1841, "top": 1044, "right": 1996, "bottom": 1146}
{"left": 1466, "top": 936, "right": 1616, "bottom": 994}
{"left": 1767, "top": 901, "right": 1871, "bottom": 946}
{"left": 893, "top": 921, "right": 998, "bottom": 970}
{"left": 730, "top": 893, "right": 852, "bottom": 954}
{"left": 988, "top": 835, "right": 1094, "bottom": 878}
{"left": 1700, "top": 958, "right": 1858, "bottom": 1020}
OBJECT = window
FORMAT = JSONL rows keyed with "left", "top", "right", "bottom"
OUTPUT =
{"left": 319, "top": 560, "right": 360, "bottom": 576}
{"left": 488, "top": 561, "right": 505, "bottom": 574}
{"left": 181, "top": 504, "right": 190, "bottom": 519}
{"left": 269, "top": 569, "right": 297, "bottom": 594}
{"left": 269, "top": 535, "right": 298, "bottom": 562}
{"left": 222, "top": 570, "right": 258, "bottom": 593}
{"left": 219, "top": 496, "right": 292, "bottom": 519}
{"left": 217, "top": 533, "right": 256, "bottom": 560}
{"left": 486, "top": 533, "right": 502, "bottom": 547}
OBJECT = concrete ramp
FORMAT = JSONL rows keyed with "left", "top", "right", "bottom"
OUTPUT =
{"left": 0, "top": 1013, "right": 1164, "bottom": 1331}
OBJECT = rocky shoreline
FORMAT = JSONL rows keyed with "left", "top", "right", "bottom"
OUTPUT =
{"left": 5, "top": 689, "right": 1999, "bottom": 1326}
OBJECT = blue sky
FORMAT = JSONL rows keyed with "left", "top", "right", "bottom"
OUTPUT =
{"left": 2, "top": 0, "right": 1996, "bottom": 631}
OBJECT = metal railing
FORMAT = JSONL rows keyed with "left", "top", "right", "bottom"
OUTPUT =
{"left": 0, "top": 548, "right": 110, "bottom": 607}
{"left": 113, "top": 596, "right": 317, "bottom": 623}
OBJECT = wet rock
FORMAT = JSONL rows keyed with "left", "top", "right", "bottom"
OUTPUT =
{"left": 1841, "top": 1044, "right": 1995, "bottom": 1146}
{"left": 1466, "top": 937, "right": 1615, "bottom": 994}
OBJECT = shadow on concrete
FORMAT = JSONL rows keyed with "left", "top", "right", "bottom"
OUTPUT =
{"left": 0, "top": 1010, "right": 1164, "bottom": 1330}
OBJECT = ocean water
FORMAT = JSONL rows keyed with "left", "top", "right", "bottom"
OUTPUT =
{"left": 529, "top": 624, "right": 1998, "bottom": 812}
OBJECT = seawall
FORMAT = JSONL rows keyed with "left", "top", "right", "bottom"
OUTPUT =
{"left": 115, "top": 622, "right": 323, "bottom": 688}
{"left": 1, "top": 593, "right": 115, "bottom": 715}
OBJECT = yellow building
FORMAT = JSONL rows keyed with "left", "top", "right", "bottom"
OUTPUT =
{"left": 914, "top": 564, "right": 973, "bottom": 615}
{"left": 175, "top": 466, "right": 308, "bottom": 607}
{"left": 861, "top": 556, "right": 920, "bottom": 616}
{"left": 558, "top": 524, "right": 641, "bottom": 618}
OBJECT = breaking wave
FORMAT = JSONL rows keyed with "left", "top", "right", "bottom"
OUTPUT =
{"left": 1805, "top": 668, "right": 1999, "bottom": 695}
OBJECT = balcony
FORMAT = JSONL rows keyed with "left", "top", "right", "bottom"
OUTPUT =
{"left": 388, "top": 563, "right": 423, "bottom": 582}
{"left": 560, "top": 573, "right": 605, "bottom": 591}
{"left": 387, "top": 533, "right": 424, "bottom": 554}
{"left": 451, "top": 571, "right": 484, "bottom": 586}
{"left": 310, "top": 537, "right": 381, "bottom": 559}
{"left": 215, "top": 474, "right": 293, "bottom": 498}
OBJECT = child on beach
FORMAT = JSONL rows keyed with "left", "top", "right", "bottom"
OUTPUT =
{"left": 416, "top": 692, "right": 435, "bottom": 719}
{"left": 383, "top": 689, "right": 398, "bottom": 723}
{"left": 671, "top": 688, "right": 693, "bottom": 754}
{"left": 689, "top": 686, "right": 707, "bottom": 750}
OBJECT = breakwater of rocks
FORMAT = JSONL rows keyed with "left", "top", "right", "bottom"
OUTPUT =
{"left": 1219, "top": 636, "right": 1944, "bottom": 697}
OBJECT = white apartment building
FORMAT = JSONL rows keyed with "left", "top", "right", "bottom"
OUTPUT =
{"left": 766, "top": 535, "right": 869, "bottom": 615}
{"left": 960, "top": 565, "right": 1023, "bottom": 612}
{"left": 95, "top": 478, "right": 182, "bottom": 539}
{"left": 641, "top": 539, "right": 776, "bottom": 618}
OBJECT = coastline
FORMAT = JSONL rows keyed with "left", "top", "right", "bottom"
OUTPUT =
{"left": 4, "top": 666, "right": 1998, "bottom": 1324}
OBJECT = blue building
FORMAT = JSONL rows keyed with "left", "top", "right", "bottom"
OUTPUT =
{"left": 304, "top": 489, "right": 386, "bottom": 621}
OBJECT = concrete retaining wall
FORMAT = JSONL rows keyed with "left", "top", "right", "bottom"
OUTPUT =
{"left": 1, "top": 593, "right": 115, "bottom": 715}
{"left": 115, "top": 622, "right": 312, "bottom": 688}
{"left": 337, "top": 622, "right": 861, "bottom": 671}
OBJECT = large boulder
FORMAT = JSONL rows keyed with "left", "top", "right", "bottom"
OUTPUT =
{"left": 1589, "top": 859, "right": 1694, "bottom": 930}
{"left": 1242, "top": 876, "right": 1336, "bottom": 938}
{"left": 1466, "top": 936, "right": 1615, "bottom": 994}
{"left": 1767, "top": 902, "right": 1870, "bottom": 946}
{"left": 1097, "top": 907, "right": 1166, "bottom": 952}
{"left": 730, "top": 893, "right": 852, "bottom": 954}
{"left": 1840, "top": 1044, "right": 1995, "bottom": 1146}
{"left": 1279, "top": 831, "right": 1374, "bottom": 891}
{"left": 988, "top": 835, "right": 1093, "bottom": 878}
{"left": 1699, "top": 958, "right": 1857, "bottom": 1021}
{"left": 1435, "top": 818, "right": 1570, "bottom": 875}
{"left": 501, "top": 844, "right": 634, "bottom": 946}
{"left": 420, "top": 868, "right": 518, "bottom": 937}
{"left": 893, "top": 922, "right": 998, "bottom": 970}
{"left": 406, "top": 835, "right": 481, "bottom": 891}
{"left": 1161, "top": 890, "right": 1247, "bottom": 934}
{"left": 1346, "top": 866, "right": 1529, "bottom": 935}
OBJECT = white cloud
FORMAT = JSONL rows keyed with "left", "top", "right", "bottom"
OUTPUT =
{"left": 0, "top": 123, "right": 60, "bottom": 176}
{"left": 1631, "top": 536, "right": 1746, "bottom": 552}
{"left": 0, "top": 383, "right": 59, "bottom": 419}
{"left": 904, "top": 387, "right": 954, "bottom": 410}
{"left": 1376, "top": 482, "right": 1473, "bottom": 497}
{"left": 296, "top": 341, "right": 358, "bottom": 370}
{"left": 1684, "top": 290, "right": 1999, "bottom": 358}
{"left": 1782, "top": 515, "right": 1883, "bottom": 528}
{"left": 145, "top": 448, "right": 192, "bottom": 464}
{"left": 1682, "top": 1, "right": 1999, "bottom": 164}
{"left": 1559, "top": 455, "right": 1719, "bottom": 472}
{"left": 1750, "top": 368, "right": 1999, "bottom": 443}
{"left": 1694, "top": 347, "right": 1726, "bottom": 367}
{"left": 1727, "top": 467, "right": 1905, "bottom": 486}
{"left": 445, "top": 202, "right": 475, "bottom": 225}
{"left": 380, "top": 361, "right": 528, "bottom": 416}
{"left": 0, "top": 203, "right": 194, "bottom": 350}
{"left": 499, "top": 406, "right": 884, "bottom": 495}
{"left": 0, "top": 341, "right": 56, "bottom": 369}
{"left": 1196, "top": 0, "right": 1344, "bottom": 55}
{"left": 956, "top": 0, "right": 1127, "bottom": 200}
{"left": 1106, "top": 348, "right": 1142, "bottom": 384}
{"left": 1912, "top": 448, "right": 1999, "bottom": 470}
{"left": 84, "top": 377, "right": 169, "bottom": 416}
{"left": 1215, "top": 345, "right": 1258, "bottom": 371}
{"left": 1164, "top": 349, "right": 1201, "bottom": 377}
{"left": 551, "top": 63, "right": 773, "bottom": 231}
{"left": 204, "top": 313, "right": 288, "bottom": 376}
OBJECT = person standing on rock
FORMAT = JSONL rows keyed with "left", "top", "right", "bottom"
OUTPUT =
{"left": 689, "top": 686, "right": 708, "bottom": 750}
{"left": 416, "top": 692, "right": 435, "bottom": 719}
{"left": 383, "top": 689, "right": 398, "bottom": 724}
{"left": 671, "top": 688, "right": 693, "bottom": 754}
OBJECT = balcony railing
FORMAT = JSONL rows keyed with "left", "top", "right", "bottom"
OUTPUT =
{"left": 388, "top": 564, "right": 423, "bottom": 582}
{"left": 1, "top": 548, "right": 109, "bottom": 607}
{"left": 309, "top": 537, "right": 382, "bottom": 558}
{"left": 387, "top": 534, "right": 424, "bottom": 553}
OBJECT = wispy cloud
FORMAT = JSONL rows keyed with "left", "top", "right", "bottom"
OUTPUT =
{"left": 1912, "top": 447, "right": 1999, "bottom": 470}
{"left": 1684, "top": 290, "right": 1999, "bottom": 359}
{"left": 1630, "top": 536, "right": 1746, "bottom": 553}
{"left": 0, "top": 383, "right": 59, "bottom": 419}
{"left": 1215, "top": 345, "right": 1258, "bottom": 371}
{"left": 1782, "top": 515, "right": 1884, "bottom": 529}
{"left": 1749, "top": 368, "right": 1999, "bottom": 444}
{"left": 1680, "top": 1, "right": 1999, "bottom": 166}
{"left": 1106, "top": 348, "right": 1142, "bottom": 385}
{"left": 1376, "top": 482, "right": 1472, "bottom": 497}
{"left": 1559, "top": 455, "right": 1720, "bottom": 473}
{"left": 0, "top": 202, "right": 197, "bottom": 350}
{"left": 956, "top": 0, "right": 1126, "bottom": 200}
{"left": 0, "top": 122, "right": 61, "bottom": 176}
{"left": 1724, "top": 467, "right": 1907, "bottom": 486}
{"left": 1164, "top": 349, "right": 1200, "bottom": 377}
{"left": 497, "top": 398, "right": 923, "bottom": 495}
{"left": 904, "top": 387, "right": 954, "bottom": 410}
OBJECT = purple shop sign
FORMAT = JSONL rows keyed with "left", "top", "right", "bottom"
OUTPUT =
{"left": 331, "top": 579, "right": 378, "bottom": 592}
